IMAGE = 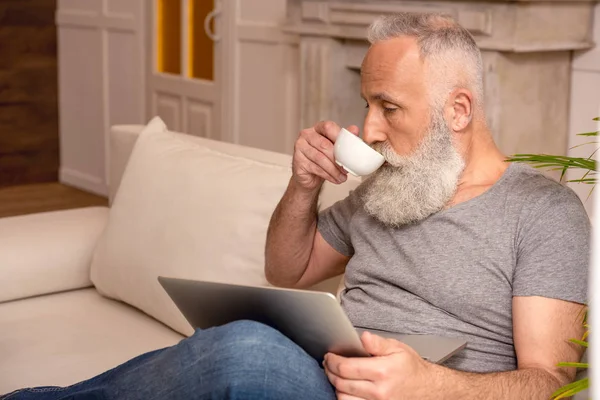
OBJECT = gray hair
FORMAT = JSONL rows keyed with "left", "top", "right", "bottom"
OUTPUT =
{"left": 367, "top": 13, "right": 484, "bottom": 110}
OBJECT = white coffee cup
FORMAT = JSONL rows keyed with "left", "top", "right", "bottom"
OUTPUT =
{"left": 333, "top": 128, "right": 385, "bottom": 177}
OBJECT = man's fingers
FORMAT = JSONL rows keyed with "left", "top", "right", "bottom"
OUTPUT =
{"left": 299, "top": 127, "right": 347, "bottom": 175}
{"left": 298, "top": 145, "right": 346, "bottom": 183}
{"left": 324, "top": 366, "right": 376, "bottom": 399}
{"left": 302, "top": 129, "right": 336, "bottom": 163}
{"left": 335, "top": 391, "right": 365, "bottom": 400}
{"left": 325, "top": 353, "right": 386, "bottom": 382}
{"left": 296, "top": 150, "right": 345, "bottom": 184}
{"left": 314, "top": 120, "right": 342, "bottom": 143}
{"left": 302, "top": 131, "right": 347, "bottom": 176}
{"left": 345, "top": 125, "right": 360, "bottom": 136}
{"left": 361, "top": 331, "right": 410, "bottom": 357}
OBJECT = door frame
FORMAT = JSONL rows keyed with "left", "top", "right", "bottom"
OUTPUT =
{"left": 145, "top": 0, "right": 235, "bottom": 141}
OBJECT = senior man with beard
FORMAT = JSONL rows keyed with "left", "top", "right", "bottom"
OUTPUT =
{"left": 4, "top": 12, "right": 589, "bottom": 400}
{"left": 265, "top": 12, "right": 589, "bottom": 400}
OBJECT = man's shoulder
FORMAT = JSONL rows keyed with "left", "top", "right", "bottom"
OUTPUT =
{"left": 506, "top": 163, "right": 589, "bottom": 225}
{"left": 506, "top": 163, "right": 582, "bottom": 206}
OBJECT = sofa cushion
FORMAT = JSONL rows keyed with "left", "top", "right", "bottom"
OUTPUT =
{"left": 0, "top": 288, "right": 183, "bottom": 393}
{"left": 90, "top": 117, "right": 294, "bottom": 336}
{"left": 0, "top": 207, "right": 108, "bottom": 303}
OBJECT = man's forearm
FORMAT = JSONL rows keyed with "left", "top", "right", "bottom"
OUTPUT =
{"left": 264, "top": 178, "right": 321, "bottom": 286}
{"left": 432, "top": 364, "right": 565, "bottom": 400}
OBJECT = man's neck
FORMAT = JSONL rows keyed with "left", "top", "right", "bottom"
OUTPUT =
{"left": 449, "top": 123, "right": 507, "bottom": 207}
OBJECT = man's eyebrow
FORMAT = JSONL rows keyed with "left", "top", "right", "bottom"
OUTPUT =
{"left": 362, "top": 92, "right": 404, "bottom": 106}
{"left": 371, "top": 93, "right": 397, "bottom": 103}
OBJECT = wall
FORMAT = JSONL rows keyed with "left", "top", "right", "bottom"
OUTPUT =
{"left": 567, "top": 3, "right": 600, "bottom": 219}
{"left": 0, "top": 0, "right": 59, "bottom": 187}
{"left": 57, "top": 0, "right": 146, "bottom": 196}
{"left": 234, "top": 0, "right": 300, "bottom": 154}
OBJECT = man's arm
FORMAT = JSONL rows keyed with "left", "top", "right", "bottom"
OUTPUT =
{"left": 265, "top": 180, "right": 350, "bottom": 288}
{"left": 265, "top": 121, "right": 354, "bottom": 288}
{"left": 437, "top": 296, "right": 586, "bottom": 399}
{"left": 324, "top": 296, "right": 586, "bottom": 400}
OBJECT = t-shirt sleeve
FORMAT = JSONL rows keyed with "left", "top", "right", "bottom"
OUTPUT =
{"left": 317, "top": 189, "right": 362, "bottom": 257}
{"left": 513, "top": 186, "right": 590, "bottom": 303}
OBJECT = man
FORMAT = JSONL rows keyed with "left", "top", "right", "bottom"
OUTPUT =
{"left": 265, "top": 12, "right": 589, "bottom": 400}
{"left": 3, "top": 12, "right": 588, "bottom": 400}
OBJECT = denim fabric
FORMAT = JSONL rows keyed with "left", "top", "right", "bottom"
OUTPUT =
{"left": 2, "top": 320, "right": 336, "bottom": 400}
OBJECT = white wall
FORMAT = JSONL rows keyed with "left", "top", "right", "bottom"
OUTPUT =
{"left": 57, "top": 0, "right": 146, "bottom": 196}
{"left": 567, "top": 3, "right": 600, "bottom": 220}
{"left": 235, "top": 0, "right": 300, "bottom": 154}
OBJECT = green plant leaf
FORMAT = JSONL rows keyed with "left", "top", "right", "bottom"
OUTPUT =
{"left": 552, "top": 377, "right": 588, "bottom": 400}
{"left": 568, "top": 338, "right": 588, "bottom": 348}
{"left": 506, "top": 154, "right": 596, "bottom": 174}
{"left": 586, "top": 186, "right": 594, "bottom": 200}
{"left": 570, "top": 141, "right": 598, "bottom": 149}
{"left": 576, "top": 131, "right": 599, "bottom": 137}
{"left": 567, "top": 178, "right": 596, "bottom": 184}
{"left": 556, "top": 362, "right": 589, "bottom": 368}
{"left": 582, "top": 330, "right": 589, "bottom": 341}
{"left": 593, "top": 116, "right": 599, "bottom": 121}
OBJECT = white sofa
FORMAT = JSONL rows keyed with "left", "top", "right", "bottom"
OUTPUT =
{"left": 0, "top": 118, "right": 587, "bottom": 399}
{"left": 0, "top": 118, "right": 360, "bottom": 394}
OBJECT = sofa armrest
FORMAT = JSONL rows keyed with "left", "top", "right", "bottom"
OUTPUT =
{"left": 0, "top": 207, "right": 109, "bottom": 303}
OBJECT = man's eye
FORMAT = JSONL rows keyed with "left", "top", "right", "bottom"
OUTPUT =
{"left": 382, "top": 102, "right": 398, "bottom": 113}
{"left": 364, "top": 103, "right": 370, "bottom": 109}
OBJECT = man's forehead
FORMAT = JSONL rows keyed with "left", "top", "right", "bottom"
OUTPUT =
{"left": 361, "top": 37, "right": 423, "bottom": 75}
{"left": 360, "top": 37, "right": 425, "bottom": 97}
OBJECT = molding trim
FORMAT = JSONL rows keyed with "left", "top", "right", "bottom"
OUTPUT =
{"left": 238, "top": 24, "right": 300, "bottom": 45}
{"left": 150, "top": 74, "right": 218, "bottom": 102}
{"left": 289, "top": 1, "right": 594, "bottom": 53}
{"left": 56, "top": 10, "right": 138, "bottom": 32}
{"left": 59, "top": 167, "right": 108, "bottom": 197}
{"left": 286, "top": 24, "right": 595, "bottom": 53}
{"left": 300, "top": 2, "right": 491, "bottom": 35}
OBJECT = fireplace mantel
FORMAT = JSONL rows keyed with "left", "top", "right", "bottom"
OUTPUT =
{"left": 285, "top": 0, "right": 598, "bottom": 156}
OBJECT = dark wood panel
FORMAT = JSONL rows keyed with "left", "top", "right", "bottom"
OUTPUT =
{"left": 0, "top": 183, "right": 108, "bottom": 219}
{"left": 0, "top": 0, "right": 57, "bottom": 27}
{"left": 0, "top": 0, "right": 58, "bottom": 188}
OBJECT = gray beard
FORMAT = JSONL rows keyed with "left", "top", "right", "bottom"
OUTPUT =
{"left": 360, "top": 111, "right": 465, "bottom": 227}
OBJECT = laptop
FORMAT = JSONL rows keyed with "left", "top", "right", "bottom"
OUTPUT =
{"left": 158, "top": 276, "right": 467, "bottom": 363}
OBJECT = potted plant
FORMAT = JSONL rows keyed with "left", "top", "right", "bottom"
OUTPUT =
{"left": 506, "top": 117, "right": 597, "bottom": 399}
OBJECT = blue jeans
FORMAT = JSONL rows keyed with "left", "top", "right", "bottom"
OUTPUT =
{"left": 2, "top": 320, "right": 336, "bottom": 400}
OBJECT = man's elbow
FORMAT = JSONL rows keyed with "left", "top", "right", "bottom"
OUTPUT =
{"left": 523, "top": 365, "right": 574, "bottom": 391}
{"left": 264, "top": 262, "right": 301, "bottom": 288}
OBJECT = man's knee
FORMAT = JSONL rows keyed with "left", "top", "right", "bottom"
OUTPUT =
{"left": 181, "top": 320, "right": 334, "bottom": 399}
{"left": 186, "top": 320, "right": 301, "bottom": 364}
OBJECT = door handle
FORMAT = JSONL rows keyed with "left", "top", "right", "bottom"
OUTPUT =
{"left": 204, "top": 6, "right": 221, "bottom": 42}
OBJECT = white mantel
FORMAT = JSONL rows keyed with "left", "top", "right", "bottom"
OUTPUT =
{"left": 285, "top": 0, "right": 598, "bottom": 157}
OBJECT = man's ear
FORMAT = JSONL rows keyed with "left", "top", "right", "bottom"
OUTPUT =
{"left": 447, "top": 89, "right": 473, "bottom": 132}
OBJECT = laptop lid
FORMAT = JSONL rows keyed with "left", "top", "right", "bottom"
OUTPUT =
{"left": 158, "top": 276, "right": 466, "bottom": 363}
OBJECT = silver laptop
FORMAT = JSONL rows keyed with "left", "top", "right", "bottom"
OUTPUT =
{"left": 158, "top": 276, "right": 466, "bottom": 363}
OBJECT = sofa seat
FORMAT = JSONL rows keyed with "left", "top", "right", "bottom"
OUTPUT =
{"left": 0, "top": 288, "right": 184, "bottom": 394}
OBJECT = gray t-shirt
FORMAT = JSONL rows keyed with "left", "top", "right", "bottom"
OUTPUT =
{"left": 317, "top": 163, "right": 590, "bottom": 373}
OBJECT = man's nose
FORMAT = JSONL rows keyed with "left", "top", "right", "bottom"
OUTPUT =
{"left": 362, "top": 114, "right": 387, "bottom": 145}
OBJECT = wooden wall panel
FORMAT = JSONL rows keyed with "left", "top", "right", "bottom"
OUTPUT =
{"left": 0, "top": 0, "right": 59, "bottom": 187}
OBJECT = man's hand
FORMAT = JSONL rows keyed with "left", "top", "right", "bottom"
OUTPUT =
{"left": 292, "top": 121, "right": 359, "bottom": 191}
{"left": 324, "top": 331, "right": 437, "bottom": 400}
{"left": 324, "top": 297, "right": 585, "bottom": 400}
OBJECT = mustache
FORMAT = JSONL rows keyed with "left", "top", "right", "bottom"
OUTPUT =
{"left": 370, "top": 141, "right": 410, "bottom": 169}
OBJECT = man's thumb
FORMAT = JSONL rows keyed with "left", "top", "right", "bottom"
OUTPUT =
{"left": 361, "top": 331, "right": 396, "bottom": 356}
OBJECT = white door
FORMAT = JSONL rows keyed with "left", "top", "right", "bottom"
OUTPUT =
{"left": 146, "top": 0, "right": 233, "bottom": 141}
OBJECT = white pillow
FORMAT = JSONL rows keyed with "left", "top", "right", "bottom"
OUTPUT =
{"left": 90, "top": 117, "right": 292, "bottom": 336}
